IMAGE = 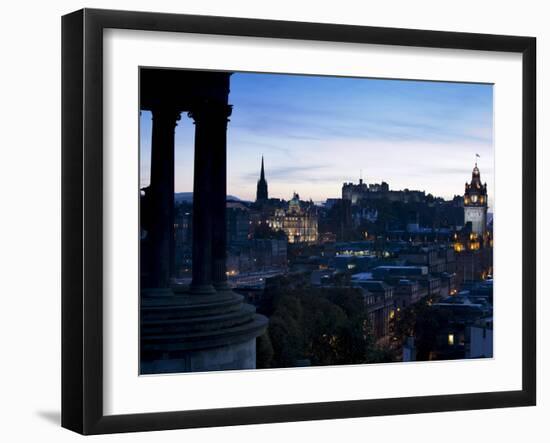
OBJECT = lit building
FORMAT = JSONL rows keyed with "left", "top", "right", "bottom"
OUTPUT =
{"left": 463, "top": 162, "right": 488, "bottom": 236}
{"left": 454, "top": 162, "right": 492, "bottom": 253}
{"left": 269, "top": 193, "right": 318, "bottom": 244}
{"left": 452, "top": 162, "right": 493, "bottom": 282}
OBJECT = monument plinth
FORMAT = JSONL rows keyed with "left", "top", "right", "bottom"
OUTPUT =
{"left": 140, "top": 69, "right": 268, "bottom": 374}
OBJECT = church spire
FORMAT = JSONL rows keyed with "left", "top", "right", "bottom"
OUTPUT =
{"left": 256, "top": 156, "right": 268, "bottom": 202}
{"left": 260, "top": 155, "right": 265, "bottom": 181}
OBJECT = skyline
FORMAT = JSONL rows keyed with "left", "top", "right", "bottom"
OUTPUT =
{"left": 140, "top": 72, "right": 494, "bottom": 207}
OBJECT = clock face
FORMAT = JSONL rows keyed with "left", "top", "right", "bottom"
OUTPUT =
{"left": 471, "top": 195, "right": 478, "bottom": 203}
{"left": 466, "top": 207, "right": 485, "bottom": 222}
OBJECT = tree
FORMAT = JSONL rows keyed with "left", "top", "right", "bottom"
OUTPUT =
{"left": 393, "top": 298, "right": 453, "bottom": 360}
{"left": 256, "top": 332, "right": 274, "bottom": 368}
{"left": 263, "top": 286, "right": 395, "bottom": 368}
{"left": 269, "top": 311, "right": 304, "bottom": 367}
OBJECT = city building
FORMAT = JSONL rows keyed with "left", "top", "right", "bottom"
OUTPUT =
{"left": 269, "top": 193, "right": 318, "bottom": 244}
{"left": 319, "top": 198, "right": 353, "bottom": 242}
{"left": 226, "top": 201, "right": 251, "bottom": 246}
{"left": 174, "top": 203, "right": 193, "bottom": 277}
{"left": 463, "top": 162, "right": 488, "bottom": 236}
{"left": 452, "top": 162, "right": 493, "bottom": 283}
{"left": 350, "top": 276, "right": 394, "bottom": 341}
{"left": 398, "top": 244, "right": 456, "bottom": 275}
{"left": 342, "top": 177, "right": 425, "bottom": 205}
{"left": 466, "top": 317, "right": 494, "bottom": 358}
{"left": 427, "top": 294, "right": 492, "bottom": 360}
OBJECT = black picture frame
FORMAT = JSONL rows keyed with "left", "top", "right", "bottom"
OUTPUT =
{"left": 62, "top": 8, "right": 536, "bottom": 435}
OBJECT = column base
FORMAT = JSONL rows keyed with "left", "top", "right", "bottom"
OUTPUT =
{"left": 140, "top": 288, "right": 268, "bottom": 374}
{"left": 188, "top": 283, "right": 217, "bottom": 295}
{"left": 141, "top": 287, "right": 174, "bottom": 297}
{"left": 213, "top": 280, "right": 231, "bottom": 292}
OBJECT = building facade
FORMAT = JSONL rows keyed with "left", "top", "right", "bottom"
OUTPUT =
{"left": 463, "top": 162, "right": 488, "bottom": 236}
{"left": 269, "top": 193, "right": 318, "bottom": 244}
{"left": 342, "top": 177, "right": 425, "bottom": 205}
{"left": 452, "top": 162, "right": 493, "bottom": 283}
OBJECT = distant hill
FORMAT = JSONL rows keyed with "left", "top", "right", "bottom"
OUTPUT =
{"left": 174, "top": 192, "right": 245, "bottom": 202}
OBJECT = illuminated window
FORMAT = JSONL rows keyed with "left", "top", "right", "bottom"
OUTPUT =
{"left": 448, "top": 333, "right": 454, "bottom": 346}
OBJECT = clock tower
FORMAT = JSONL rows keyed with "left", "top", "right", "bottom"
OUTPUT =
{"left": 463, "top": 163, "right": 488, "bottom": 236}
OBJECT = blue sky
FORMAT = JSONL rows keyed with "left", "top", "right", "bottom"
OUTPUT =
{"left": 140, "top": 72, "right": 493, "bottom": 207}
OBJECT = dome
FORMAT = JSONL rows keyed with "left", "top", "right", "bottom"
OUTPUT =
{"left": 288, "top": 192, "right": 301, "bottom": 213}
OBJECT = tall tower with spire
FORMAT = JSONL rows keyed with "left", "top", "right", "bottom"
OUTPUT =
{"left": 464, "top": 162, "right": 488, "bottom": 236}
{"left": 256, "top": 156, "right": 268, "bottom": 202}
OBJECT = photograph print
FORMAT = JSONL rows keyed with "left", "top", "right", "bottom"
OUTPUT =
{"left": 139, "top": 68, "right": 494, "bottom": 375}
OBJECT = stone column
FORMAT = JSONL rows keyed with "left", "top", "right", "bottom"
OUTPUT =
{"left": 148, "top": 107, "right": 180, "bottom": 289}
{"left": 188, "top": 101, "right": 231, "bottom": 294}
{"left": 211, "top": 104, "right": 232, "bottom": 291}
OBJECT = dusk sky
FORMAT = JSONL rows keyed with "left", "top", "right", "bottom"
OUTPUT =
{"left": 140, "top": 72, "right": 494, "bottom": 208}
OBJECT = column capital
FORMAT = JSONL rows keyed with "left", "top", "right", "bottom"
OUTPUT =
{"left": 151, "top": 107, "right": 182, "bottom": 130}
{"left": 188, "top": 101, "right": 232, "bottom": 124}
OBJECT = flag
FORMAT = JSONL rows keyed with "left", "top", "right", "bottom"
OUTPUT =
{"left": 476, "top": 153, "right": 480, "bottom": 158}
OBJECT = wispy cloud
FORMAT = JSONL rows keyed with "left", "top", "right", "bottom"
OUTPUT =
{"left": 240, "top": 164, "right": 329, "bottom": 181}
{"left": 140, "top": 72, "right": 494, "bottom": 205}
